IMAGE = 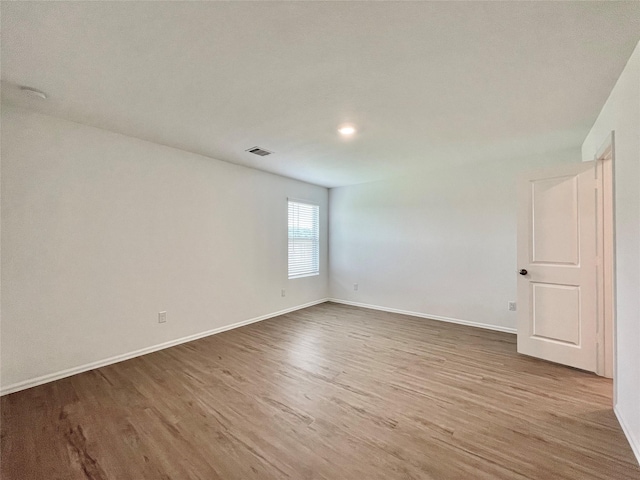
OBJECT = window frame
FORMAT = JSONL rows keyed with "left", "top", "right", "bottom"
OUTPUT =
{"left": 287, "top": 198, "right": 320, "bottom": 279}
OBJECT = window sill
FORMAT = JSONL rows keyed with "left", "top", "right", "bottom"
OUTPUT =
{"left": 288, "top": 272, "right": 320, "bottom": 280}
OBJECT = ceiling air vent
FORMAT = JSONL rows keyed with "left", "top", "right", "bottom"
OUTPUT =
{"left": 246, "top": 146, "right": 273, "bottom": 157}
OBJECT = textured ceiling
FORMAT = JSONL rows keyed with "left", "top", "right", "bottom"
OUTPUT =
{"left": 2, "top": 1, "right": 639, "bottom": 187}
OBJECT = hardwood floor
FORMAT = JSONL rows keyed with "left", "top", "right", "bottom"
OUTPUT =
{"left": 2, "top": 302, "right": 638, "bottom": 479}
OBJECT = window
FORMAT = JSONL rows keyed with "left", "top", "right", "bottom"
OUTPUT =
{"left": 288, "top": 200, "right": 319, "bottom": 279}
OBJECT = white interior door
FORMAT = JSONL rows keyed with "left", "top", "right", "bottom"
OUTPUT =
{"left": 517, "top": 161, "right": 598, "bottom": 372}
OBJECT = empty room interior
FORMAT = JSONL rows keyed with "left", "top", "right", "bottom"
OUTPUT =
{"left": 2, "top": 2, "right": 640, "bottom": 479}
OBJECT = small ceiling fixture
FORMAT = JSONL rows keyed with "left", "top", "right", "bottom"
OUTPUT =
{"left": 246, "top": 146, "right": 273, "bottom": 157}
{"left": 338, "top": 125, "right": 356, "bottom": 136}
{"left": 20, "top": 86, "right": 48, "bottom": 99}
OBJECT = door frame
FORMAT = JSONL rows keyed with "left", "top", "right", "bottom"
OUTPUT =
{"left": 594, "top": 132, "right": 615, "bottom": 380}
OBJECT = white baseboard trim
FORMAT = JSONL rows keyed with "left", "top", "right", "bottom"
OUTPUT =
{"left": 327, "top": 298, "right": 517, "bottom": 334}
{"left": 614, "top": 405, "right": 640, "bottom": 466}
{"left": 0, "top": 298, "right": 329, "bottom": 396}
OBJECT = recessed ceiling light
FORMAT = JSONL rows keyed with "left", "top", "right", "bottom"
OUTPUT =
{"left": 338, "top": 125, "right": 356, "bottom": 136}
{"left": 20, "top": 86, "right": 48, "bottom": 100}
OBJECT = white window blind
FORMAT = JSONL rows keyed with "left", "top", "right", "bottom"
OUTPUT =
{"left": 288, "top": 200, "right": 319, "bottom": 279}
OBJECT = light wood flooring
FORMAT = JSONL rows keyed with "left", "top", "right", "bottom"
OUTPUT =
{"left": 2, "top": 302, "right": 639, "bottom": 479}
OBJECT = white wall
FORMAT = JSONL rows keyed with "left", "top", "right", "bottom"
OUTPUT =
{"left": 1, "top": 105, "right": 329, "bottom": 392}
{"left": 329, "top": 149, "right": 579, "bottom": 331}
{"left": 582, "top": 41, "right": 640, "bottom": 463}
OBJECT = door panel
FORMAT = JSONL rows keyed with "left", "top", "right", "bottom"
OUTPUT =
{"left": 517, "top": 161, "right": 597, "bottom": 372}
{"left": 531, "top": 175, "right": 579, "bottom": 264}
{"left": 531, "top": 283, "right": 580, "bottom": 345}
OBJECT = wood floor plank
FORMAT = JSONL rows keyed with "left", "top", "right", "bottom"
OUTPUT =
{"left": 2, "top": 302, "right": 638, "bottom": 479}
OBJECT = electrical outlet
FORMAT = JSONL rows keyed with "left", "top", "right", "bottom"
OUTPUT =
{"left": 281, "top": 289, "right": 286, "bottom": 297}
{"left": 354, "top": 283, "right": 359, "bottom": 291}
{"left": 158, "top": 311, "right": 167, "bottom": 323}
{"left": 508, "top": 301, "right": 517, "bottom": 312}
